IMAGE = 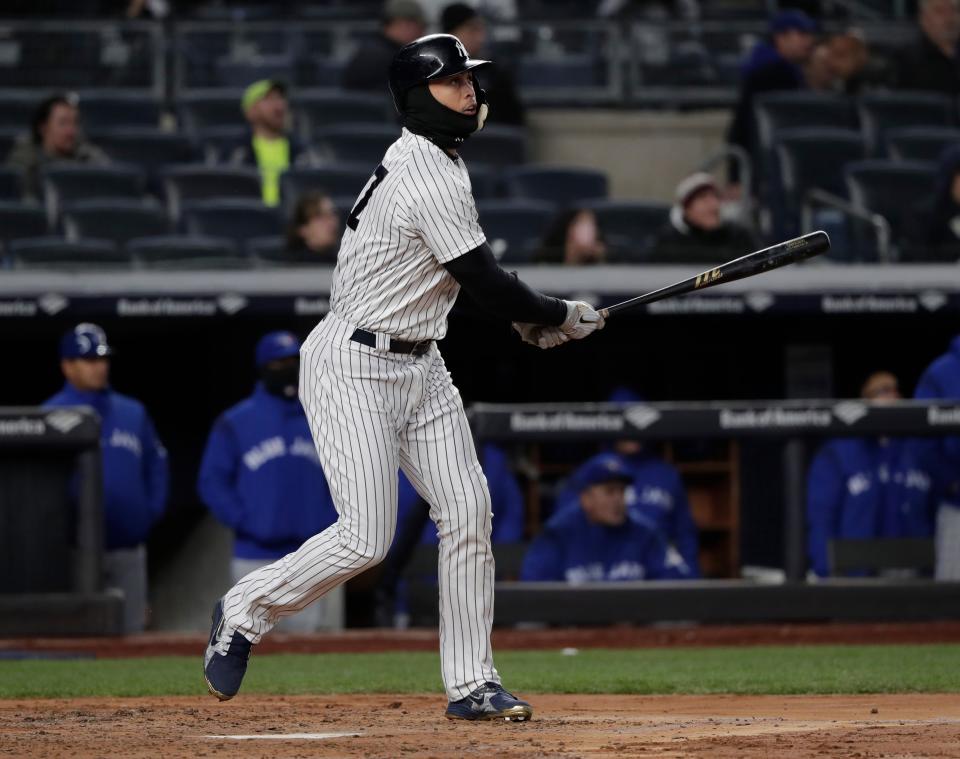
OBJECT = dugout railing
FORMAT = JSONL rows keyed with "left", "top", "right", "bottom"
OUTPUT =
{"left": 0, "top": 407, "right": 123, "bottom": 636}
{"left": 405, "top": 399, "right": 960, "bottom": 626}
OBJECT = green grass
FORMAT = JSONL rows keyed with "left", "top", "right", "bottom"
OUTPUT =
{"left": 1, "top": 645, "right": 958, "bottom": 699}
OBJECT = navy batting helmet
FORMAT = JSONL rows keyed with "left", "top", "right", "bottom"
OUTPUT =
{"left": 388, "top": 33, "right": 490, "bottom": 114}
{"left": 60, "top": 322, "right": 112, "bottom": 359}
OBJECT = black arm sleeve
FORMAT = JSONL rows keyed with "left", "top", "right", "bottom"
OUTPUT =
{"left": 443, "top": 242, "right": 567, "bottom": 326}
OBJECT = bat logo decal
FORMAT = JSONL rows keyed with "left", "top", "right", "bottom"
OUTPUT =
{"left": 694, "top": 268, "right": 723, "bottom": 288}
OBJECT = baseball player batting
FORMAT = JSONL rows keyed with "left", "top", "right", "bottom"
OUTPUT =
{"left": 203, "top": 34, "right": 604, "bottom": 722}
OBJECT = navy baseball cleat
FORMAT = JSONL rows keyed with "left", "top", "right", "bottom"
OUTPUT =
{"left": 203, "top": 599, "right": 252, "bottom": 701}
{"left": 445, "top": 682, "right": 533, "bottom": 722}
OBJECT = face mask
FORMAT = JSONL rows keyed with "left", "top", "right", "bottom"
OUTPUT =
{"left": 402, "top": 80, "right": 488, "bottom": 150}
{"left": 261, "top": 363, "right": 299, "bottom": 399}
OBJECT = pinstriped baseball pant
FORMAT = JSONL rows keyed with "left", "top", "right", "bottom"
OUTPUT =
{"left": 222, "top": 311, "right": 500, "bottom": 700}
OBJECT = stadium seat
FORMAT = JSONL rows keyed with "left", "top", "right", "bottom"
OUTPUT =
{"left": 196, "top": 125, "right": 250, "bottom": 163}
{"left": 466, "top": 163, "right": 500, "bottom": 200}
{"left": 753, "top": 92, "right": 858, "bottom": 154}
{"left": 294, "top": 92, "right": 393, "bottom": 141}
{"left": 302, "top": 57, "right": 349, "bottom": 88}
{"left": 128, "top": 235, "right": 250, "bottom": 269}
{"left": 0, "top": 166, "right": 23, "bottom": 200}
{"left": 887, "top": 127, "right": 960, "bottom": 163}
{"left": 315, "top": 124, "right": 400, "bottom": 165}
{"left": 63, "top": 200, "right": 171, "bottom": 244}
{"left": 247, "top": 235, "right": 288, "bottom": 263}
{"left": 0, "top": 202, "right": 48, "bottom": 243}
{"left": 580, "top": 199, "right": 670, "bottom": 263}
{"left": 94, "top": 129, "right": 199, "bottom": 190}
{"left": 517, "top": 56, "right": 602, "bottom": 88}
{"left": 504, "top": 166, "right": 608, "bottom": 206}
{"left": 8, "top": 237, "right": 130, "bottom": 270}
{"left": 477, "top": 199, "right": 556, "bottom": 263}
{"left": 0, "top": 92, "right": 38, "bottom": 129}
{"left": 457, "top": 126, "right": 527, "bottom": 168}
{"left": 79, "top": 92, "right": 162, "bottom": 131}
{"left": 858, "top": 92, "right": 954, "bottom": 155}
{"left": 177, "top": 91, "right": 245, "bottom": 134}
{"left": 41, "top": 164, "right": 147, "bottom": 223}
{"left": 845, "top": 160, "right": 938, "bottom": 260}
{"left": 214, "top": 55, "right": 294, "bottom": 88}
{"left": 0, "top": 129, "right": 20, "bottom": 166}
{"left": 774, "top": 128, "right": 867, "bottom": 235}
{"left": 183, "top": 199, "right": 282, "bottom": 244}
{"left": 162, "top": 165, "right": 263, "bottom": 221}
{"left": 279, "top": 164, "right": 371, "bottom": 216}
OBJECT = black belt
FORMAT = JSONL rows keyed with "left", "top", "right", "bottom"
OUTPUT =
{"left": 350, "top": 328, "right": 433, "bottom": 356}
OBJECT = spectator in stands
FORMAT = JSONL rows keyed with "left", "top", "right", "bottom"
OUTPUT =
{"left": 521, "top": 452, "right": 694, "bottom": 582}
{"left": 907, "top": 145, "right": 960, "bottom": 262}
{"left": 536, "top": 208, "right": 607, "bottom": 265}
{"left": 913, "top": 335, "right": 960, "bottom": 580}
{"left": 229, "top": 80, "right": 313, "bottom": 208}
{"left": 649, "top": 172, "right": 757, "bottom": 264}
{"left": 827, "top": 32, "right": 871, "bottom": 95}
{"left": 806, "top": 370, "right": 936, "bottom": 578}
{"left": 5, "top": 93, "right": 108, "bottom": 200}
{"left": 441, "top": 3, "right": 525, "bottom": 126}
{"left": 896, "top": 0, "right": 960, "bottom": 94}
{"left": 197, "top": 331, "right": 339, "bottom": 632}
{"left": 342, "top": 0, "right": 427, "bottom": 93}
{"left": 285, "top": 191, "right": 341, "bottom": 263}
{"left": 373, "top": 444, "right": 526, "bottom": 627}
{"left": 805, "top": 40, "right": 835, "bottom": 92}
{"left": 44, "top": 323, "right": 168, "bottom": 633}
{"left": 726, "top": 9, "right": 816, "bottom": 189}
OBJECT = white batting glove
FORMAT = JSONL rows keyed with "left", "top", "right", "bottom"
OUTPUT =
{"left": 512, "top": 322, "right": 570, "bottom": 350}
{"left": 559, "top": 300, "right": 605, "bottom": 340}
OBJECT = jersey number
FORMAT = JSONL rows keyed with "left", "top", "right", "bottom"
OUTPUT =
{"left": 347, "top": 164, "right": 389, "bottom": 231}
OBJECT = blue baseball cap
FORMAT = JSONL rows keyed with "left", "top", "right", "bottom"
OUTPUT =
{"left": 769, "top": 9, "right": 816, "bottom": 34}
{"left": 256, "top": 331, "right": 300, "bottom": 367}
{"left": 60, "top": 322, "right": 112, "bottom": 359}
{"left": 571, "top": 453, "right": 634, "bottom": 494}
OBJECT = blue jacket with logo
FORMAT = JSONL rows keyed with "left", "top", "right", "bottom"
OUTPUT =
{"left": 520, "top": 504, "right": 694, "bottom": 583}
{"left": 44, "top": 384, "right": 168, "bottom": 551}
{"left": 554, "top": 453, "right": 700, "bottom": 576}
{"left": 198, "top": 384, "right": 338, "bottom": 559}
{"left": 914, "top": 334, "right": 960, "bottom": 509}
{"left": 396, "top": 444, "right": 525, "bottom": 544}
{"left": 806, "top": 437, "right": 936, "bottom": 577}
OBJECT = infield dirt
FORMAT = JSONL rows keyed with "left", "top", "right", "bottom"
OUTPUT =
{"left": 2, "top": 693, "right": 959, "bottom": 758}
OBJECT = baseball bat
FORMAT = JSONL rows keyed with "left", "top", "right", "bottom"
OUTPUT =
{"left": 598, "top": 230, "right": 830, "bottom": 319}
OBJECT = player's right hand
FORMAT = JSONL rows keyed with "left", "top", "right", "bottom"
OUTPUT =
{"left": 560, "top": 300, "right": 605, "bottom": 340}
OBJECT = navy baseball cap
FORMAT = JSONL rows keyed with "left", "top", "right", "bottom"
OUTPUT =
{"left": 60, "top": 322, "right": 112, "bottom": 359}
{"left": 256, "top": 331, "right": 300, "bottom": 367}
{"left": 571, "top": 453, "right": 634, "bottom": 494}
{"left": 769, "top": 9, "right": 816, "bottom": 34}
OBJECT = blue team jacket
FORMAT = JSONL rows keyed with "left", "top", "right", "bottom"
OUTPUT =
{"left": 554, "top": 453, "right": 700, "bottom": 576}
{"left": 44, "top": 384, "right": 168, "bottom": 550}
{"left": 520, "top": 505, "right": 693, "bottom": 582}
{"left": 396, "top": 444, "right": 525, "bottom": 544}
{"left": 197, "top": 384, "right": 338, "bottom": 559}
{"left": 914, "top": 334, "right": 960, "bottom": 509}
{"left": 806, "top": 437, "right": 935, "bottom": 577}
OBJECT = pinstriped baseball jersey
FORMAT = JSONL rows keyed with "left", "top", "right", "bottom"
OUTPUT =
{"left": 329, "top": 128, "right": 486, "bottom": 342}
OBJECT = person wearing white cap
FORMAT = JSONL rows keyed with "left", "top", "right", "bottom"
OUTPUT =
{"left": 649, "top": 172, "right": 757, "bottom": 264}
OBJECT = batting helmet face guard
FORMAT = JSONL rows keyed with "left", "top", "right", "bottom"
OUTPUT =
{"left": 389, "top": 33, "right": 491, "bottom": 114}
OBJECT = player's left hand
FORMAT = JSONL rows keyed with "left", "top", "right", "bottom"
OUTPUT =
{"left": 512, "top": 322, "right": 569, "bottom": 349}
{"left": 559, "top": 300, "right": 605, "bottom": 340}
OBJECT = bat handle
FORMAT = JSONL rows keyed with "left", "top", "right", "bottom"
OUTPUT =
{"left": 599, "top": 308, "right": 610, "bottom": 320}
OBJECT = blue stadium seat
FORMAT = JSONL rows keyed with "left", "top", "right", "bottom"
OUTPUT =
{"left": 0, "top": 166, "right": 23, "bottom": 200}
{"left": 41, "top": 164, "right": 147, "bottom": 223}
{"left": 214, "top": 55, "right": 294, "bottom": 88}
{"left": 0, "top": 202, "right": 48, "bottom": 243}
{"left": 79, "top": 92, "right": 162, "bottom": 131}
{"left": 303, "top": 58, "right": 348, "bottom": 88}
{"left": 127, "top": 235, "right": 250, "bottom": 269}
{"left": 0, "top": 92, "right": 38, "bottom": 129}
{"left": 315, "top": 124, "right": 400, "bottom": 165}
{"left": 294, "top": 92, "right": 393, "bottom": 141}
{"left": 846, "top": 160, "right": 938, "bottom": 260}
{"left": 477, "top": 199, "right": 556, "bottom": 263}
{"left": 858, "top": 92, "right": 954, "bottom": 155}
{"left": 247, "top": 235, "right": 287, "bottom": 262}
{"left": 63, "top": 200, "right": 171, "bottom": 245}
{"left": 162, "top": 165, "right": 263, "bottom": 221}
{"left": 504, "top": 166, "right": 608, "bottom": 206}
{"left": 518, "top": 56, "right": 602, "bottom": 89}
{"left": 0, "top": 129, "right": 20, "bottom": 165}
{"left": 279, "top": 164, "right": 371, "bottom": 216}
{"left": 8, "top": 237, "right": 129, "bottom": 270}
{"left": 457, "top": 126, "right": 527, "bottom": 168}
{"left": 579, "top": 199, "right": 670, "bottom": 263}
{"left": 177, "top": 91, "right": 245, "bottom": 134}
{"left": 94, "top": 129, "right": 199, "bottom": 191}
{"left": 196, "top": 125, "right": 250, "bottom": 163}
{"left": 466, "top": 163, "right": 500, "bottom": 200}
{"left": 753, "top": 93, "right": 858, "bottom": 154}
{"left": 184, "top": 199, "right": 282, "bottom": 244}
{"left": 886, "top": 127, "right": 960, "bottom": 163}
